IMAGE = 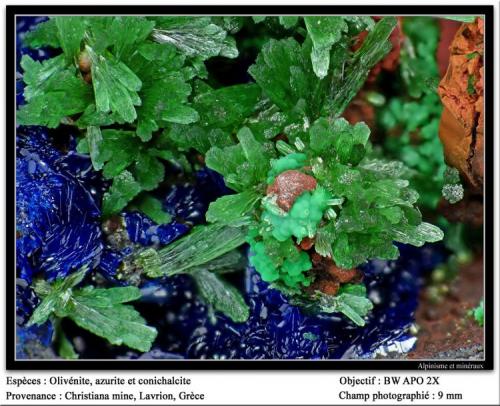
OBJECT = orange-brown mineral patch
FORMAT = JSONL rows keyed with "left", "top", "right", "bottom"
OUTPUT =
{"left": 437, "top": 19, "right": 461, "bottom": 77}
{"left": 343, "top": 91, "right": 376, "bottom": 130}
{"left": 312, "top": 279, "right": 341, "bottom": 296}
{"left": 306, "top": 253, "right": 363, "bottom": 296}
{"left": 438, "top": 18, "right": 484, "bottom": 193}
{"left": 327, "top": 265, "right": 361, "bottom": 284}
{"left": 78, "top": 52, "right": 91, "bottom": 73}
{"left": 408, "top": 256, "right": 483, "bottom": 359}
{"left": 438, "top": 195, "right": 483, "bottom": 228}
{"left": 266, "top": 170, "right": 317, "bottom": 211}
{"left": 299, "top": 237, "right": 315, "bottom": 251}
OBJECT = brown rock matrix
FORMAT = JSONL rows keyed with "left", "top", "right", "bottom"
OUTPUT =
{"left": 299, "top": 237, "right": 315, "bottom": 251}
{"left": 409, "top": 256, "right": 484, "bottom": 359}
{"left": 78, "top": 51, "right": 91, "bottom": 73}
{"left": 438, "top": 18, "right": 484, "bottom": 193}
{"left": 343, "top": 91, "right": 376, "bottom": 130}
{"left": 79, "top": 51, "right": 92, "bottom": 83}
{"left": 437, "top": 19, "right": 461, "bottom": 77}
{"left": 266, "top": 170, "right": 317, "bottom": 211}
{"left": 438, "top": 196, "right": 483, "bottom": 228}
{"left": 306, "top": 252, "right": 363, "bottom": 296}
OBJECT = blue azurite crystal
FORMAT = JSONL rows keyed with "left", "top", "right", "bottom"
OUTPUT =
{"left": 163, "top": 168, "right": 229, "bottom": 225}
{"left": 139, "top": 277, "right": 190, "bottom": 305}
{"left": 124, "top": 213, "right": 190, "bottom": 246}
{"left": 98, "top": 248, "right": 133, "bottom": 281}
{"left": 16, "top": 278, "right": 39, "bottom": 326}
{"left": 16, "top": 322, "right": 55, "bottom": 359}
{"left": 186, "top": 270, "right": 331, "bottom": 359}
{"left": 181, "top": 243, "right": 447, "bottom": 359}
{"left": 196, "top": 167, "right": 232, "bottom": 198}
{"left": 126, "top": 275, "right": 208, "bottom": 355}
{"left": 16, "top": 127, "right": 103, "bottom": 282}
{"left": 164, "top": 184, "right": 207, "bottom": 225}
{"left": 56, "top": 149, "right": 110, "bottom": 202}
{"left": 16, "top": 280, "right": 55, "bottom": 359}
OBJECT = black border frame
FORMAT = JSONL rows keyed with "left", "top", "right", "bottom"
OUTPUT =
{"left": 5, "top": 4, "right": 494, "bottom": 371}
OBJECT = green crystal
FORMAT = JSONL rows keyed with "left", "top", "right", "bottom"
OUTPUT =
{"left": 267, "top": 153, "right": 308, "bottom": 183}
{"left": 248, "top": 237, "right": 313, "bottom": 289}
{"left": 262, "top": 187, "right": 332, "bottom": 243}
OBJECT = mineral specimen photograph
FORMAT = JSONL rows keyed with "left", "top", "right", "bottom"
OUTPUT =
{"left": 11, "top": 11, "right": 489, "bottom": 363}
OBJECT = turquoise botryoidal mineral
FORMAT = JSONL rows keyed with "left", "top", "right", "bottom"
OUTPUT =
{"left": 248, "top": 237, "right": 313, "bottom": 288}
{"left": 247, "top": 240, "right": 279, "bottom": 282}
{"left": 262, "top": 187, "right": 332, "bottom": 243}
{"left": 266, "top": 153, "right": 308, "bottom": 183}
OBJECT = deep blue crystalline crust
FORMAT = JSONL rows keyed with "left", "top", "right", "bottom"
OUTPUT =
{"left": 15, "top": 17, "right": 57, "bottom": 358}
{"left": 15, "top": 128, "right": 104, "bottom": 358}
{"left": 16, "top": 323, "right": 55, "bottom": 359}
{"left": 127, "top": 244, "right": 446, "bottom": 360}
{"left": 124, "top": 213, "right": 190, "bottom": 246}
{"left": 16, "top": 128, "right": 103, "bottom": 282}
{"left": 16, "top": 278, "right": 39, "bottom": 326}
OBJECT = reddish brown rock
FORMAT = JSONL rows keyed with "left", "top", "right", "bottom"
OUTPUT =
{"left": 306, "top": 254, "right": 363, "bottom": 296}
{"left": 83, "top": 72, "right": 92, "bottom": 84}
{"left": 408, "top": 256, "right": 484, "bottom": 360}
{"left": 327, "top": 264, "right": 362, "bottom": 284}
{"left": 310, "top": 252, "right": 323, "bottom": 266}
{"left": 299, "top": 237, "right": 315, "bottom": 251}
{"left": 78, "top": 51, "right": 92, "bottom": 73}
{"left": 438, "top": 196, "right": 483, "bottom": 227}
{"left": 312, "top": 279, "right": 340, "bottom": 296}
{"left": 266, "top": 170, "right": 317, "bottom": 211}
{"left": 437, "top": 19, "right": 461, "bottom": 77}
{"left": 343, "top": 92, "right": 376, "bottom": 130}
{"left": 438, "top": 19, "right": 484, "bottom": 193}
